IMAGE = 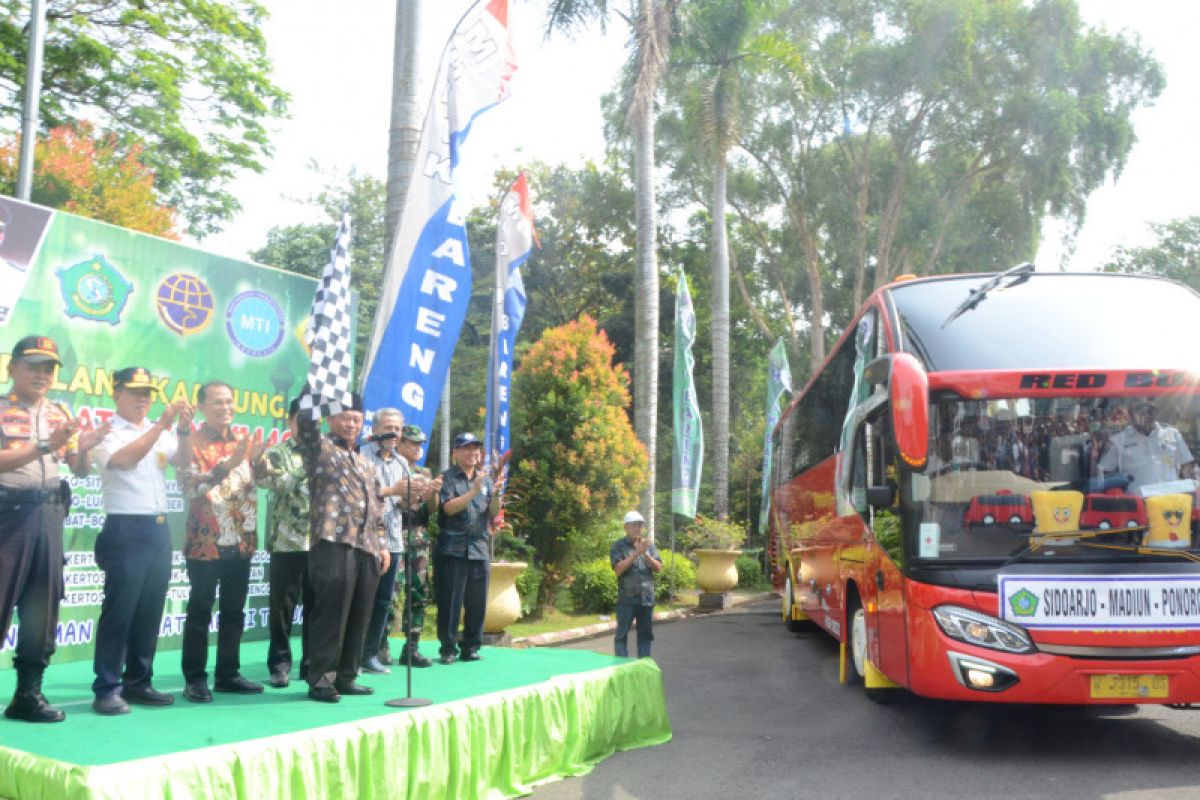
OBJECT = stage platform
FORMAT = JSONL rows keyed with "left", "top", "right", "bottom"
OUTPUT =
{"left": 0, "top": 642, "right": 671, "bottom": 799}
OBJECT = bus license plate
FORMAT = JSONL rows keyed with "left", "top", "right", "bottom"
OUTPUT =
{"left": 1089, "top": 674, "right": 1169, "bottom": 699}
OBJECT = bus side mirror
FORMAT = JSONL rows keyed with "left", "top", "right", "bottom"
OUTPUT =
{"left": 889, "top": 353, "right": 929, "bottom": 470}
{"left": 866, "top": 485, "right": 894, "bottom": 508}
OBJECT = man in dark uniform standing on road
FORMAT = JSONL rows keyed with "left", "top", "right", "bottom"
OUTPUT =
{"left": 0, "top": 335, "right": 104, "bottom": 722}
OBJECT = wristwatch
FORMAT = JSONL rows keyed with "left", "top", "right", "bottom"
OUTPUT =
{"left": 35, "top": 439, "right": 52, "bottom": 455}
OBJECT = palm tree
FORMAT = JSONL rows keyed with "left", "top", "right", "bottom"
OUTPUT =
{"left": 668, "top": 0, "right": 788, "bottom": 519}
{"left": 545, "top": 0, "right": 674, "bottom": 540}
{"left": 384, "top": 0, "right": 421, "bottom": 268}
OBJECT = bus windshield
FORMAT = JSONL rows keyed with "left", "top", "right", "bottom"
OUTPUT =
{"left": 911, "top": 393, "right": 1200, "bottom": 562}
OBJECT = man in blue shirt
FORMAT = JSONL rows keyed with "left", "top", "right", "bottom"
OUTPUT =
{"left": 610, "top": 510, "right": 662, "bottom": 658}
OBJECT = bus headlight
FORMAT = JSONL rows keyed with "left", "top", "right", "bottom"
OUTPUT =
{"left": 932, "top": 605, "right": 1036, "bottom": 654}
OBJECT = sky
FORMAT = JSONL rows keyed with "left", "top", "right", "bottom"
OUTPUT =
{"left": 198, "top": 0, "right": 1199, "bottom": 273}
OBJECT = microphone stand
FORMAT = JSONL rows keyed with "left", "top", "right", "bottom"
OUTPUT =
{"left": 386, "top": 469, "right": 431, "bottom": 709}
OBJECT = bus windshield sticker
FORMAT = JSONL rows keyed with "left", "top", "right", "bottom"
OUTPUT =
{"left": 919, "top": 522, "right": 941, "bottom": 558}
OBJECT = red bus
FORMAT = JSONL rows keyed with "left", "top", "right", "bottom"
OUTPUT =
{"left": 771, "top": 267, "right": 1200, "bottom": 705}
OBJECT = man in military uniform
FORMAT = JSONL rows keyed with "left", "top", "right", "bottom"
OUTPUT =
{"left": 0, "top": 335, "right": 104, "bottom": 722}
{"left": 391, "top": 424, "right": 438, "bottom": 668}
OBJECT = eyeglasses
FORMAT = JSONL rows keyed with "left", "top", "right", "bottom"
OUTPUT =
{"left": 1163, "top": 510, "right": 1185, "bottom": 522}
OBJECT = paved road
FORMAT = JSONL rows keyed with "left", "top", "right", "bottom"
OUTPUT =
{"left": 533, "top": 600, "right": 1200, "bottom": 800}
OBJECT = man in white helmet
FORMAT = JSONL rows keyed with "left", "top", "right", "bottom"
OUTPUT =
{"left": 609, "top": 510, "right": 662, "bottom": 658}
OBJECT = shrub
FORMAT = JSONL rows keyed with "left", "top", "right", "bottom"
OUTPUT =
{"left": 569, "top": 557, "right": 617, "bottom": 613}
{"left": 515, "top": 564, "right": 544, "bottom": 619}
{"left": 679, "top": 515, "right": 747, "bottom": 551}
{"left": 655, "top": 550, "right": 696, "bottom": 603}
{"left": 735, "top": 554, "right": 764, "bottom": 588}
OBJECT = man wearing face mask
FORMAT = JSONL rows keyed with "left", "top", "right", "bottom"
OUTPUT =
{"left": 1099, "top": 400, "right": 1196, "bottom": 495}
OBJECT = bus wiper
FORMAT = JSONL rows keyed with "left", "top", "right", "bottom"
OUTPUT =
{"left": 999, "top": 525, "right": 1149, "bottom": 568}
{"left": 940, "top": 262, "right": 1036, "bottom": 329}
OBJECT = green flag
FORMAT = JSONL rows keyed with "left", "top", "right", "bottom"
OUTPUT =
{"left": 672, "top": 268, "right": 703, "bottom": 517}
{"left": 758, "top": 339, "right": 792, "bottom": 534}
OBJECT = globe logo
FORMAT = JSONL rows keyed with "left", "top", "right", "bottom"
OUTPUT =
{"left": 155, "top": 273, "right": 214, "bottom": 337}
{"left": 226, "top": 290, "right": 285, "bottom": 357}
{"left": 56, "top": 255, "right": 133, "bottom": 325}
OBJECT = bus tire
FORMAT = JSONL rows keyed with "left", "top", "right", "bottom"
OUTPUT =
{"left": 846, "top": 593, "right": 895, "bottom": 705}
{"left": 783, "top": 569, "right": 809, "bottom": 633}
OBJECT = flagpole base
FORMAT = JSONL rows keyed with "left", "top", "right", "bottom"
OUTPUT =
{"left": 385, "top": 696, "right": 433, "bottom": 708}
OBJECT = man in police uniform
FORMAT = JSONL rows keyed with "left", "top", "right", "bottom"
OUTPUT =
{"left": 386, "top": 424, "right": 439, "bottom": 668}
{"left": 1098, "top": 400, "right": 1196, "bottom": 495}
{"left": 0, "top": 335, "right": 104, "bottom": 722}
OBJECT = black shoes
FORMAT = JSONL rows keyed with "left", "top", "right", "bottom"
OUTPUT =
{"left": 334, "top": 681, "right": 374, "bottom": 696}
{"left": 308, "top": 686, "right": 341, "bottom": 703}
{"left": 6, "top": 691, "right": 66, "bottom": 723}
{"left": 438, "top": 653, "right": 457, "bottom": 665}
{"left": 268, "top": 670, "right": 290, "bottom": 688}
{"left": 378, "top": 640, "right": 393, "bottom": 666}
{"left": 401, "top": 635, "right": 433, "bottom": 668}
{"left": 183, "top": 682, "right": 213, "bottom": 703}
{"left": 459, "top": 651, "right": 482, "bottom": 662}
{"left": 214, "top": 675, "right": 265, "bottom": 695}
{"left": 123, "top": 684, "right": 175, "bottom": 706}
{"left": 93, "top": 693, "right": 131, "bottom": 716}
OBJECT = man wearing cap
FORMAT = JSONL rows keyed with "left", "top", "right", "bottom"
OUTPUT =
{"left": 435, "top": 432, "right": 503, "bottom": 664}
{"left": 610, "top": 510, "right": 662, "bottom": 658}
{"left": 257, "top": 397, "right": 312, "bottom": 688}
{"left": 88, "top": 367, "right": 193, "bottom": 715}
{"left": 178, "top": 381, "right": 268, "bottom": 702}
{"left": 294, "top": 392, "right": 403, "bottom": 702}
{"left": 392, "top": 424, "right": 439, "bottom": 668}
{"left": 0, "top": 335, "right": 104, "bottom": 722}
{"left": 1099, "top": 400, "right": 1196, "bottom": 495}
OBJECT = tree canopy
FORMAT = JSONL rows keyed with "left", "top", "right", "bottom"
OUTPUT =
{"left": 0, "top": 0, "right": 289, "bottom": 236}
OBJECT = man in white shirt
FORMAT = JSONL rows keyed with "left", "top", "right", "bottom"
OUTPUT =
{"left": 88, "top": 367, "right": 193, "bottom": 715}
{"left": 1098, "top": 400, "right": 1196, "bottom": 495}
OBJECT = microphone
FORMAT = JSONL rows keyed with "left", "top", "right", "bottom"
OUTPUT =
{"left": 368, "top": 431, "right": 399, "bottom": 443}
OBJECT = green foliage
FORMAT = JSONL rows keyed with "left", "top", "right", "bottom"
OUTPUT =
{"left": 734, "top": 554, "right": 764, "bottom": 588}
{"left": 1103, "top": 217, "right": 1200, "bottom": 292}
{"left": 679, "top": 515, "right": 746, "bottom": 551}
{"left": 569, "top": 557, "right": 618, "bottom": 614}
{"left": 515, "top": 564, "right": 545, "bottom": 619}
{"left": 656, "top": 550, "right": 696, "bottom": 603}
{"left": 510, "top": 316, "right": 648, "bottom": 606}
{"left": 874, "top": 510, "right": 903, "bottom": 568}
{"left": 0, "top": 0, "right": 289, "bottom": 236}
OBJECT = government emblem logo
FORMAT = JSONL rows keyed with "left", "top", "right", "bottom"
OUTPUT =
{"left": 1008, "top": 588, "right": 1039, "bottom": 617}
{"left": 226, "top": 290, "right": 285, "bottom": 357}
{"left": 155, "top": 273, "right": 214, "bottom": 337}
{"left": 56, "top": 255, "right": 133, "bottom": 324}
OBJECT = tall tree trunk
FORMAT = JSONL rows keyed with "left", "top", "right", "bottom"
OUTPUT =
{"left": 711, "top": 153, "right": 730, "bottom": 520}
{"left": 384, "top": 0, "right": 422, "bottom": 268}
{"left": 633, "top": 98, "right": 659, "bottom": 540}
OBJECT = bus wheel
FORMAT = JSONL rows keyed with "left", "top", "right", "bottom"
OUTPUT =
{"left": 784, "top": 570, "right": 809, "bottom": 633}
{"left": 847, "top": 598, "right": 894, "bottom": 705}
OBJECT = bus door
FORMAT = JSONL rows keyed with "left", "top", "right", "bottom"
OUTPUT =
{"left": 848, "top": 407, "right": 908, "bottom": 684}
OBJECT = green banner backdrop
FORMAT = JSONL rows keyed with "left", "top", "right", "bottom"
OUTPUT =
{"left": 0, "top": 195, "right": 339, "bottom": 667}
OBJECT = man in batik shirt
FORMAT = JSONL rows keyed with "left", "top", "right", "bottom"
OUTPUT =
{"left": 180, "top": 381, "right": 267, "bottom": 702}
{"left": 258, "top": 398, "right": 311, "bottom": 688}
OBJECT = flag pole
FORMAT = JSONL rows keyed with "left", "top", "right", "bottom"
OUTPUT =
{"left": 16, "top": 0, "right": 47, "bottom": 201}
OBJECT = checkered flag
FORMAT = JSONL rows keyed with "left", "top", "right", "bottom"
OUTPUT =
{"left": 299, "top": 212, "right": 354, "bottom": 420}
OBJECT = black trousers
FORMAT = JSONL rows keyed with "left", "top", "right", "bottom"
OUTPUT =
{"left": 92, "top": 514, "right": 172, "bottom": 697}
{"left": 0, "top": 496, "right": 64, "bottom": 679}
{"left": 434, "top": 554, "right": 489, "bottom": 657}
{"left": 305, "top": 541, "right": 380, "bottom": 690}
{"left": 181, "top": 556, "right": 251, "bottom": 684}
{"left": 267, "top": 550, "right": 312, "bottom": 677}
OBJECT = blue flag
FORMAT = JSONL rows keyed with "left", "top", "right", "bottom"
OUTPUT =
{"left": 362, "top": 0, "right": 517, "bottom": 455}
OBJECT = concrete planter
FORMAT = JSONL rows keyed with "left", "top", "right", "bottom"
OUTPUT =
{"left": 694, "top": 549, "right": 742, "bottom": 593}
{"left": 483, "top": 561, "right": 528, "bottom": 634}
